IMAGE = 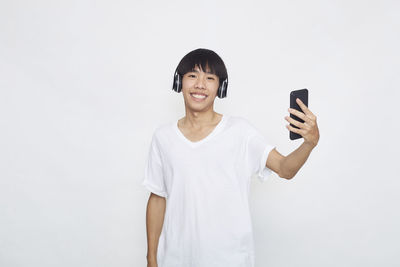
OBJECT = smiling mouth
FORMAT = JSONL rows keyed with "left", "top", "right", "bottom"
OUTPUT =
{"left": 190, "top": 93, "right": 208, "bottom": 100}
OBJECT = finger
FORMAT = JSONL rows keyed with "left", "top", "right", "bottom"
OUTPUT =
{"left": 286, "top": 124, "right": 304, "bottom": 135}
{"left": 288, "top": 108, "right": 312, "bottom": 124}
{"left": 285, "top": 115, "right": 304, "bottom": 129}
{"left": 296, "top": 98, "right": 315, "bottom": 117}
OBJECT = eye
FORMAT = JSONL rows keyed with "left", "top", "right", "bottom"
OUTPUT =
{"left": 207, "top": 77, "right": 215, "bottom": 80}
{"left": 188, "top": 74, "right": 196, "bottom": 78}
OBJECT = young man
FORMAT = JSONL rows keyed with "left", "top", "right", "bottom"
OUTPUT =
{"left": 142, "top": 48, "right": 320, "bottom": 267}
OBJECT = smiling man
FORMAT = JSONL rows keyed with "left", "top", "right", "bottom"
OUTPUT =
{"left": 142, "top": 48, "right": 319, "bottom": 267}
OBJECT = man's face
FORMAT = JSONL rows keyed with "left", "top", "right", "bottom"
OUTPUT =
{"left": 181, "top": 65, "right": 220, "bottom": 110}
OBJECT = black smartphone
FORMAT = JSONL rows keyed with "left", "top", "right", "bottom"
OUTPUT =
{"left": 290, "top": 88, "right": 308, "bottom": 140}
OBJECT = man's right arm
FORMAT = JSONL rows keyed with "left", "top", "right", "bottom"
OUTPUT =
{"left": 145, "top": 192, "right": 166, "bottom": 266}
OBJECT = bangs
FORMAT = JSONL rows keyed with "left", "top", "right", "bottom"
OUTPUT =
{"left": 176, "top": 48, "right": 228, "bottom": 83}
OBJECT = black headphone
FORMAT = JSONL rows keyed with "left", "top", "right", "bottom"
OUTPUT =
{"left": 172, "top": 70, "right": 228, "bottom": 98}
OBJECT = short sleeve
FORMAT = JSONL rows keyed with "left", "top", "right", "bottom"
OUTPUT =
{"left": 141, "top": 133, "right": 168, "bottom": 198}
{"left": 245, "top": 127, "right": 276, "bottom": 182}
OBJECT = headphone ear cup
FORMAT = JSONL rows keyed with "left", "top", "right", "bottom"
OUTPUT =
{"left": 172, "top": 74, "right": 177, "bottom": 92}
{"left": 172, "top": 71, "right": 182, "bottom": 93}
{"left": 218, "top": 79, "right": 228, "bottom": 98}
{"left": 177, "top": 74, "right": 182, "bottom": 92}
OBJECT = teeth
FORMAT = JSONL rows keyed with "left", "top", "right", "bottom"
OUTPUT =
{"left": 191, "top": 94, "right": 206, "bottom": 99}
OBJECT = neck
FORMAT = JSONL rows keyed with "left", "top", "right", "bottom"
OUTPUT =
{"left": 182, "top": 110, "right": 221, "bottom": 128}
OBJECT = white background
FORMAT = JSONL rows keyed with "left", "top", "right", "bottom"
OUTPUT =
{"left": 1, "top": 0, "right": 399, "bottom": 266}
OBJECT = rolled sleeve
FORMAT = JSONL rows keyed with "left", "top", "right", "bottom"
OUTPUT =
{"left": 256, "top": 143, "right": 276, "bottom": 182}
{"left": 246, "top": 131, "right": 276, "bottom": 183}
{"left": 141, "top": 133, "right": 168, "bottom": 198}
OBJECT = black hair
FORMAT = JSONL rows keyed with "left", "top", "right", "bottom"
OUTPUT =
{"left": 175, "top": 48, "right": 228, "bottom": 86}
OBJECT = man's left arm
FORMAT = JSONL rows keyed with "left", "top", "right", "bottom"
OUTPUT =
{"left": 266, "top": 98, "right": 320, "bottom": 179}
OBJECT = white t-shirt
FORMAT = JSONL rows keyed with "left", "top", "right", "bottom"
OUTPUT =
{"left": 141, "top": 113, "right": 276, "bottom": 267}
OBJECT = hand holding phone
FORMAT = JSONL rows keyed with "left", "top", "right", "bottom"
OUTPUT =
{"left": 289, "top": 89, "right": 308, "bottom": 140}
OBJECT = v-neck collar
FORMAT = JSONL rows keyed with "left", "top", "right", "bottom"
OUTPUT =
{"left": 173, "top": 114, "right": 228, "bottom": 148}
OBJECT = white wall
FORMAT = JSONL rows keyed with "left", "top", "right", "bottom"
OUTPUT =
{"left": 0, "top": 0, "right": 399, "bottom": 266}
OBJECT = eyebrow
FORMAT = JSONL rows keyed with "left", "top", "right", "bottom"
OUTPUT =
{"left": 190, "top": 69, "right": 215, "bottom": 75}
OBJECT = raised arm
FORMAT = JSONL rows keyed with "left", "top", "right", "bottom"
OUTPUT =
{"left": 267, "top": 142, "right": 315, "bottom": 179}
{"left": 266, "top": 97, "right": 320, "bottom": 180}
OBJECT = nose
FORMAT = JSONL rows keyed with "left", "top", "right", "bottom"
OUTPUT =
{"left": 195, "top": 77, "right": 205, "bottom": 89}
